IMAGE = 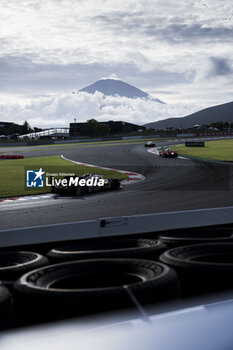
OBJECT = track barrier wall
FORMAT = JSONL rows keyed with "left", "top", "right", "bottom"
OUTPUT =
{"left": 1, "top": 206, "right": 233, "bottom": 248}
{"left": 0, "top": 133, "right": 232, "bottom": 148}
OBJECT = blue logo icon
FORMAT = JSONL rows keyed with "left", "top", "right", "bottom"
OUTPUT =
{"left": 26, "top": 168, "right": 45, "bottom": 188}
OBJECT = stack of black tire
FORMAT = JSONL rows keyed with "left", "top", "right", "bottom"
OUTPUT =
{"left": 158, "top": 227, "right": 233, "bottom": 295}
{"left": 1, "top": 227, "right": 233, "bottom": 330}
{"left": 13, "top": 238, "right": 179, "bottom": 325}
{"left": 0, "top": 251, "right": 49, "bottom": 329}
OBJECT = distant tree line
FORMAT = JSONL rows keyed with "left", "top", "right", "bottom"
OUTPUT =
{"left": 203, "top": 122, "right": 233, "bottom": 130}
{"left": 0, "top": 120, "right": 42, "bottom": 138}
{"left": 155, "top": 121, "right": 233, "bottom": 134}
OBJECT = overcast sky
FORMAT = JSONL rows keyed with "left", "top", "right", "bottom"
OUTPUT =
{"left": 1, "top": 0, "right": 233, "bottom": 127}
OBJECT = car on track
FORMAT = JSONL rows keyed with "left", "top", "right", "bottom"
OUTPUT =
{"left": 144, "top": 141, "right": 155, "bottom": 147}
{"left": 51, "top": 173, "right": 121, "bottom": 195}
{"left": 159, "top": 148, "right": 178, "bottom": 158}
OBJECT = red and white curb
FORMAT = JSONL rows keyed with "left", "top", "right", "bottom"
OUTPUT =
{"left": 60, "top": 155, "right": 145, "bottom": 185}
{"left": 0, "top": 194, "right": 54, "bottom": 204}
{"left": 0, "top": 156, "right": 145, "bottom": 204}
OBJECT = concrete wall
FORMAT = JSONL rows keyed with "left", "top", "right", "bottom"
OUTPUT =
{"left": 0, "top": 142, "right": 28, "bottom": 147}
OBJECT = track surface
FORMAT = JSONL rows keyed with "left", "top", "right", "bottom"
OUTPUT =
{"left": 1, "top": 139, "right": 233, "bottom": 229}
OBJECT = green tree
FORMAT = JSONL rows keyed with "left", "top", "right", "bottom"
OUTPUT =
{"left": 4, "top": 123, "right": 23, "bottom": 135}
{"left": 209, "top": 122, "right": 229, "bottom": 130}
{"left": 34, "top": 127, "right": 42, "bottom": 132}
{"left": 22, "top": 120, "right": 32, "bottom": 134}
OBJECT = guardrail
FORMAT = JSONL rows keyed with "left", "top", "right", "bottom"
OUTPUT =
{"left": 177, "top": 133, "right": 195, "bottom": 137}
{"left": 0, "top": 135, "right": 161, "bottom": 147}
{"left": 0, "top": 206, "right": 233, "bottom": 247}
{"left": 1, "top": 134, "right": 232, "bottom": 148}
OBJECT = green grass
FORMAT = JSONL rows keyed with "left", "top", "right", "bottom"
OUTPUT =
{"left": 0, "top": 155, "right": 128, "bottom": 198}
{"left": 173, "top": 139, "right": 233, "bottom": 162}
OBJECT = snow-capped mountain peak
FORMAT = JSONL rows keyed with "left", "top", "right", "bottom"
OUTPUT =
{"left": 79, "top": 78, "right": 165, "bottom": 103}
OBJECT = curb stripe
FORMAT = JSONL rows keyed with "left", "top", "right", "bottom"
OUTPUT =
{"left": 60, "top": 155, "right": 145, "bottom": 184}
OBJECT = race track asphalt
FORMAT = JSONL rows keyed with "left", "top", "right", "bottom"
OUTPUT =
{"left": 0, "top": 139, "right": 233, "bottom": 229}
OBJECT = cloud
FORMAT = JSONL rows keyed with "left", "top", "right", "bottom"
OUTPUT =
{"left": 0, "top": 0, "right": 233, "bottom": 117}
{"left": 0, "top": 92, "right": 204, "bottom": 128}
{"left": 146, "top": 23, "right": 233, "bottom": 44}
{"left": 194, "top": 56, "right": 233, "bottom": 82}
{"left": 0, "top": 55, "right": 188, "bottom": 97}
{"left": 1, "top": 0, "right": 233, "bottom": 70}
{"left": 207, "top": 57, "right": 232, "bottom": 77}
{"left": 95, "top": 13, "right": 233, "bottom": 45}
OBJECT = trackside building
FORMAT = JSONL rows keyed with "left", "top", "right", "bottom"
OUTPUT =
{"left": 69, "top": 121, "right": 145, "bottom": 137}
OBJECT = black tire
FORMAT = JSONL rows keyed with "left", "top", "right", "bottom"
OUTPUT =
{"left": 159, "top": 228, "right": 233, "bottom": 248}
{"left": 0, "top": 251, "right": 49, "bottom": 281}
{"left": 14, "top": 259, "right": 180, "bottom": 322}
{"left": 47, "top": 238, "right": 167, "bottom": 262}
{"left": 76, "top": 186, "right": 87, "bottom": 195}
{"left": 0, "top": 286, "right": 15, "bottom": 330}
{"left": 51, "top": 186, "right": 58, "bottom": 194}
{"left": 82, "top": 185, "right": 89, "bottom": 194}
{"left": 109, "top": 178, "right": 120, "bottom": 190}
{"left": 160, "top": 243, "right": 233, "bottom": 295}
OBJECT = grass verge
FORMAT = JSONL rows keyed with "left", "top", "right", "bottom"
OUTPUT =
{"left": 0, "top": 155, "right": 128, "bottom": 198}
{"left": 173, "top": 139, "right": 233, "bottom": 162}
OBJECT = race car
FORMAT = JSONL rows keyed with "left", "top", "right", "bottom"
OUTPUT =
{"left": 159, "top": 148, "right": 178, "bottom": 158}
{"left": 51, "top": 173, "right": 121, "bottom": 196}
{"left": 144, "top": 141, "right": 155, "bottom": 147}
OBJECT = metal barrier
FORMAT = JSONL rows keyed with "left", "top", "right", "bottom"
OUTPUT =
{"left": 0, "top": 206, "right": 233, "bottom": 247}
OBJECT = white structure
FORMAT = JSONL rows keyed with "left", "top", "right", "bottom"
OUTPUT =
{"left": 18, "top": 128, "right": 69, "bottom": 140}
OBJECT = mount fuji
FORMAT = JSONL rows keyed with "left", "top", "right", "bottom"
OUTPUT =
{"left": 79, "top": 78, "right": 165, "bottom": 104}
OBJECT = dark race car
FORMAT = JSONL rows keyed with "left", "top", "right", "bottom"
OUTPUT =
{"left": 159, "top": 148, "right": 178, "bottom": 158}
{"left": 51, "top": 173, "right": 121, "bottom": 196}
{"left": 145, "top": 141, "right": 155, "bottom": 147}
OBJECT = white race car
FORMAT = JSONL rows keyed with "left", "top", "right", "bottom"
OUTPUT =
{"left": 51, "top": 173, "right": 121, "bottom": 195}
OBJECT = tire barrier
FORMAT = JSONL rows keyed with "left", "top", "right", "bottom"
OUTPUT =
{"left": 159, "top": 228, "right": 233, "bottom": 248}
{"left": 160, "top": 243, "right": 233, "bottom": 295}
{"left": 14, "top": 259, "right": 180, "bottom": 323}
{"left": 47, "top": 238, "right": 167, "bottom": 262}
{"left": 0, "top": 155, "right": 24, "bottom": 159}
{"left": 0, "top": 251, "right": 49, "bottom": 281}
{"left": 0, "top": 286, "right": 15, "bottom": 330}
